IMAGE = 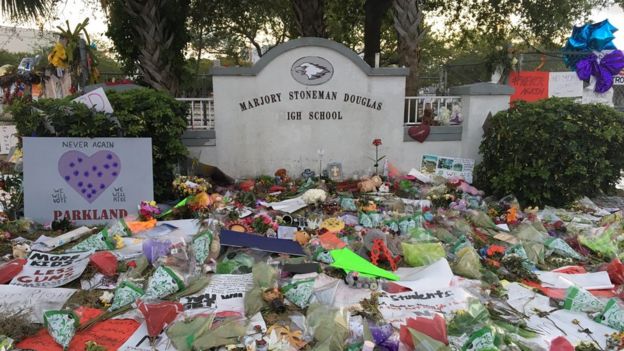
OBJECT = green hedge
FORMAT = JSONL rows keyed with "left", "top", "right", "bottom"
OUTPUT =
{"left": 8, "top": 88, "right": 188, "bottom": 200}
{"left": 475, "top": 98, "right": 624, "bottom": 207}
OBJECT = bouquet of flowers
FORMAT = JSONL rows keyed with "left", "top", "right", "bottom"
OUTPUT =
{"left": 172, "top": 176, "right": 211, "bottom": 198}
{"left": 139, "top": 200, "right": 161, "bottom": 220}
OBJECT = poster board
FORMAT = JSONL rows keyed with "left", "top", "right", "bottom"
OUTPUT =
{"left": 0, "top": 285, "right": 76, "bottom": 323}
{"left": 548, "top": 71, "right": 583, "bottom": 97}
{"left": 0, "top": 125, "right": 17, "bottom": 154}
{"left": 509, "top": 71, "right": 549, "bottom": 102}
{"left": 23, "top": 137, "right": 153, "bottom": 224}
{"left": 73, "top": 87, "right": 114, "bottom": 113}
{"left": 421, "top": 154, "right": 474, "bottom": 183}
{"left": 10, "top": 251, "right": 92, "bottom": 288}
{"left": 614, "top": 70, "right": 624, "bottom": 85}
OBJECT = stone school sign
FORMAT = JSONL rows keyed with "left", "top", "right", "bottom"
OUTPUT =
{"left": 212, "top": 38, "right": 408, "bottom": 178}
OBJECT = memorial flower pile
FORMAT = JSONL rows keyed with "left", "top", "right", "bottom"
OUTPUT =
{"left": 2, "top": 164, "right": 624, "bottom": 351}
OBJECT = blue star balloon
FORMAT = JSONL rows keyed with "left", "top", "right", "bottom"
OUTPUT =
{"left": 564, "top": 19, "right": 618, "bottom": 69}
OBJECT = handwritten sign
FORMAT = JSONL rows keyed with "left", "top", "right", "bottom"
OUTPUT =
{"left": 421, "top": 154, "right": 474, "bottom": 183}
{"left": 582, "top": 85, "right": 614, "bottom": 106}
{"left": 378, "top": 287, "right": 471, "bottom": 327}
{"left": 180, "top": 273, "right": 253, "bottom": 313}
{"left": 0, "top": 285, "right": 76, "bottom": 323}
{"left": 0, "top": 125, "right": 17, "bottom": 154}
{"left": 23, "top": 137, "right": 153, "bottom": 224}
{"left": 549, "top": 72, "right": 583, "bottom": 97}
{"left": 509, "top": 71, "right": 549, "bottom": 102}
{"left": 10, "top": 251, "right": 92, "bottom": 288}
{"left": 73, "top": 87, "right": 114, "bottom": 113}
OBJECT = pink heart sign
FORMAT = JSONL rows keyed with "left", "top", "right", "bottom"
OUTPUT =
{"left": 58, "top": 150, "right": 121, "bottom": 203}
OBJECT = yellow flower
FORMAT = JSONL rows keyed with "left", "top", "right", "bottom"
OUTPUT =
{"left": 48, "top": 42, "right": 68, "bottom": 68}
{"left": 112, "top": 234, "right": 124, "bottom": 249}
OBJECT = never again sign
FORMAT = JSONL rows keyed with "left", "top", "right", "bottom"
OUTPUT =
{"left": 10, "top": 251, "right": 91, "bottom": 288}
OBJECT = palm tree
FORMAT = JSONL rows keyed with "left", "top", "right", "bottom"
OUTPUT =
{"left": 392, "top": 0, "right": 425, "bottom": 96}
{"left": 291, "top": 0, "right": 326, "bottom": 37}
{"left": 1, "top": 0, "right": 51, "bottom": 19}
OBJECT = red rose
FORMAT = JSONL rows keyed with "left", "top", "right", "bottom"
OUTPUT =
{"left": 373, "top": 138, "right": 382, "bottom": 146}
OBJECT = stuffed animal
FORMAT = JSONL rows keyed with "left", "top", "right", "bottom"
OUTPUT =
{"left": 358, "top": 175, "right": 383, "bottom": 193}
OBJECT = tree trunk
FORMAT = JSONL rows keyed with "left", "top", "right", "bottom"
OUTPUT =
{"left": 291, "top": 0, "right": 326, "bottom": 37}
{"left": 364, "top": 0, "right": 391, "bottom": 67}
{"left": 123, "top": 0, "right": 181, "bottom": 95}
{"left": 392, "top": 0, "right": 425, "bottom": 96}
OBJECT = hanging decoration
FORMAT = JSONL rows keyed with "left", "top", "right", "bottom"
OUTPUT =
{"left": 563, "top": 19, "right": 624, "bottom": 93}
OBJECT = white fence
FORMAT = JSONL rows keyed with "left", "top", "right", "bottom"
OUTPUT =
{"left": 178, "top": 96, "right": 463, "bottom": 130}
{"left": 176, "top": 98, "right": 215, "bottom": 130}
{"left": 404, "top": 96, "right": 462, "bottom": 125}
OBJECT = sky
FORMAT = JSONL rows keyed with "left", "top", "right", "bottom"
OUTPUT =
{"left": 1, "top": 1, "right": 623, "bottom": 53}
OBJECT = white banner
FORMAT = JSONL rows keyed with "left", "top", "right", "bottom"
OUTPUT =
{"left": 378, "top": 287, "right": 472, "bottom": 327}
{"left": 180, "top": 273, "right": 253, "bottom": 313}
{"left": 614, "top": 74, "right": 624, "bottom": 86}
{"left": 549, "top": 72, "right": 583, "bottom": 97}
{"left": 10, "top": 251, "right": 92, "bottom": 288}
{"left": 0, "top": 285, "right": 76, "bottom": 323}
{"left": 23, "top": 137, "right": 153, "bottom": 224}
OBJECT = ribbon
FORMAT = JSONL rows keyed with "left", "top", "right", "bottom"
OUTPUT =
{"left": 576, "top": 50, "right": 624, "bottom": 93}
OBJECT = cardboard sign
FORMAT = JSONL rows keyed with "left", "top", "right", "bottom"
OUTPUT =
{"left": 378, "top": 287, "right": 471, "bottom": 327}
{"left": 73, "top": 87, "right": 114, "bottom": 113}
{"left": 0, "top": 125, "right": 17, "bottom": 154}
{"left": 23, "top": 137, "right": 153, "bottom": 224}
{"left": 509, "top": 71, "right": 549, "bottom": 102}
{"left": 0, "top": 285, "right": 76, "bottom": 323}
{"left": 421, "top": 154, "right": 474, "bottom": 183}
{"left": 582, "top": 86, "right": 614, "bottom": 106}
{"left": 10, "top": 251, "right": 92, "bottom": 288}
{"left": 549, "top": 71, "right": 583, "bottom": 97}
{"left": 180, "top": 273, "right": 253, "bottom": 313}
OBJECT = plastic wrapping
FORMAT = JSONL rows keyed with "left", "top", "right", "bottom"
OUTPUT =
{"left": 43, "top": 310, "right": 79, "bottom": 350}
{"left": 142, "top": 238, "right": 172, "bottom": 264}
{"left": 109, "top": 281, "right": 144, "bottom": 311}
{"left": 595, "top": 298, "right": 624, "bottom": 331}
{"left": 369, "top": 323, "right": 399, "bottom": 351}
{"left": 89, "top": 251, "right": 118, "bottom": 276}
{"left": 580, "top": 225, "right": 619, "bottom": 258}
{"left": 245, "top": 262, "right": 278, "bottom": 317}
{"left": 601, "top": 258, "right": 624, "bottom": 285}
{"left": 144, "top": 265, "right": 185, "bottom": 299}
{"left": 401, "top": 242, "right": 445, "bottom": 267}
{"left": 453, "top": 245, "right": 482, "bottom": 279}
{"left": 562, "top": 286, "right": 604, "bottom": 313}
{"left": 461, "top": 326, "right": 499, "bottom": 351}
{"left": 399, "top": 314, "right": 448, "bottom": 351}
{"left": 217, "top": 250, "right": 255, "bottom": 274}
{"left": 306, "top": 304, "right": 349, "bottom": 351}
{"left": 282, "top": 277, "right": 315, "bottom": 308}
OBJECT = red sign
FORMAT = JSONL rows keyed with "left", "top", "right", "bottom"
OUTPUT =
{"left": 509, "top": 71, "right": 549, "bottom": 102}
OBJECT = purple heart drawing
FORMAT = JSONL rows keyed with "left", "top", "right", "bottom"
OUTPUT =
{"left": 58, "top": 150, "right": 121, "bottom": 203}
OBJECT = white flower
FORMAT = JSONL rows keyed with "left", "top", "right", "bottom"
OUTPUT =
{"left": 99, "top": 291, "right": 114, "bottom": 304}
{"left": 302, "top": 189, "right": 327, "bottom": 205}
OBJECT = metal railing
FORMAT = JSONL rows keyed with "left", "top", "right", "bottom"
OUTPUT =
{"left": 177, "top": 96, "right": 464, "bottom": 130}
{"left": 176, "top": 98, "right": 215, "bottom": 130}
{"left": 404, "top": 96, "right": 463, "bottom": 125}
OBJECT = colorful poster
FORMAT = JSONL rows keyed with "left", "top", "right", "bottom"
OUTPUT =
{"left": 10, "top": 251, "right": 92, "bottom": 288}
{"left": 23, "top": 137, "right": 153, "bottom": 224}
{"left": 0, "top": 125, "right": 17, "bottom": 154}
{"left": 421, "top": 154, "right": 475, "bottom": 183}
{"left": 509, "top": 71, "right": 549, "bottom": 102}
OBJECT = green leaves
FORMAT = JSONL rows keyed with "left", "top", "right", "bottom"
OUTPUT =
{"left": 8, "top": 88, "right": 188, "bottom": 201}
{"left": 475, "top": 97, "right": 624, "bottom": 207}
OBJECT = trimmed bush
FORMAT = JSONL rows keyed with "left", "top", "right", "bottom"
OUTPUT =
{"left": 475, "top": 98, "right": 624, "bottom": 207}
{"left": 8, "top": 88, "right": 188, "bottom": 200}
